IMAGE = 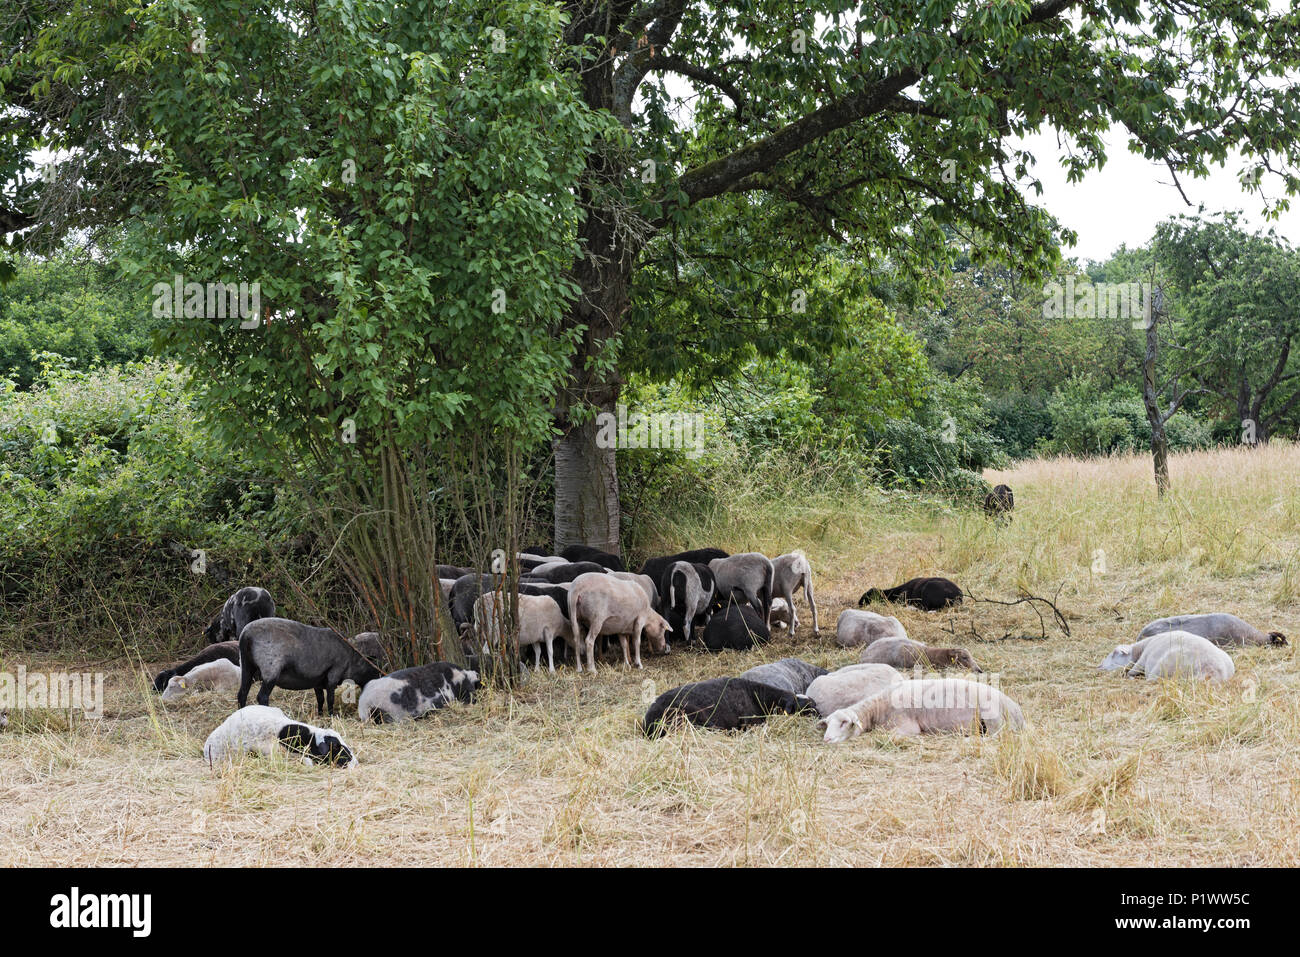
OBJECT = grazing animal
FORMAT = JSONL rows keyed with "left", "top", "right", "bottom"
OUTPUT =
{"left": 203, "top": 705, "right": 357, "bottom": 767}
{"left": 559, "top": 544, "right": 626, "bottom": 571}
{"left": 1098, "top": 631, "right": 1235, "bottom": 683}
{"left": 820, "top": 679, "right": 1024, "bottom": 742}
{"left": 350, "top": 632, "right": 386, "bottom": 671}
{"left": 708, "top": 553, "right": 775, "bottom": 624}
{"left": 153, "top": 641, "right": 240, "bottom": 693}
{"left": 771, "top": 550, "right": 820, "bottom": 636}
{"left": 203, "top": 586, "right": 275, "bottom": 644}
{"left": 569, "top": 573, "right": 672, "bottom": 672}
{"left": 738, "top": 657, "right": 828, "bottom": 696}
{"left": 769, "top": 598, "right": 792, "bottom": 631}
{"left": 859, "top": 637, "right": 983, "bottom": 673}
{"left": 238, "top": 618, "right": 383, "bottom": 715}
{"left": 659, "top": 561, "right": 716, "bottom": 644}
{"left": 437, "top": 564, "right": 477, "bottom": 581}
{"left": 641, "top": 677, "right": 814, "bottom": 738}
{"left": 527, "top": 561, "right": 608, "bottom": 585}
{"left": 638, "top": 548, "right": 729, "bottom": 588}
{"left": 806, "top": 664, "right": 905, "bottom": 716}
{"left": 474, "top": 591, "right": 571, "bottom": 673}
{"left": 702, "top": 602, "right": 770, "bottom": 652}
{"left": 449, "top": 573, "right": 495, "bottom": 635}
{"left": 983, "top": 484, "right": 1014, "bottom": 518}
{"left": 162, "top": 658, "right": 242, "bottom": 701}
{"left": 834, "top": 609, "right": 909, "bottom": 649}
{"left": 610, "top": 571, "right": 659, "bottom": 608}
{"left": 858, "top": 576, "right": 963, "bottom": 611}
{"left": 1138, "top": 612, "right": 1287, "bottom": 648}
{"left": 357, "top": 663, "right": 480, "bottom": 723}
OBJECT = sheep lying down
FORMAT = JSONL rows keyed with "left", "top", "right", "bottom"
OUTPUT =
{"left": 1098, "top": 631, "right": 1235, "bottom": 683}
{"left": 642, "top": 677, "right": 815, "bottom": 738}
{"left": 820, "top": 679, "right": 1024, "bottom": 743}
{"left": 1138, "top": 612, "right": 1286, "bottom": 648}
{"left": 806, "top": 664, "right": 904, "bottom": 716}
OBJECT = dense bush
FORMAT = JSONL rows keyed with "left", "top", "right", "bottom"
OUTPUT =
{"left": 0, "top": 361, "right": 313, "bottom": 656}
{"left": 1037, "top": 374, "right": 1213, "bottom": 457}
{"left": 0, "top": 251, "right": 155, "bottom": 389}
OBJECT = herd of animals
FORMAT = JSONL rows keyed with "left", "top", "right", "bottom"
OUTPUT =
{"left": 136, "top": 487, "right": 1291, "bottom": 770}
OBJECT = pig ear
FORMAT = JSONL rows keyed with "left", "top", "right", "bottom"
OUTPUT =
{"left": 816, "top": 718, "right": 829, "bottom": 730}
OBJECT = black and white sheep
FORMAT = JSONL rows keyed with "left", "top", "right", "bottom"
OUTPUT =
{"left": 771, "top": 550, "right": 820, "bottom": 636}
{"left": 738, "top": 657, "right": 828, "bottom": 696}
{"left": 638, "top": 548, "right": 729, "bottom": 587}
{"left": 568, "top": 572, "right": 672, "bottom": 672}
{"left": 203, "top": 586, "right": 275, "bottom": 645}
{"left": 858, "top": 576, "right": 963, "bottom": 611}
{"left": 356, "top": 662, "right": 480, "bottom": 723}
{"left": 702, "top": 601, "right": 770, "bottom": 652}
{"left": 153, "top": 640, "right": 240, "bottom": 693}
{"left": 237, "top": 618, "right": 383, "bottom": 715}
{"left": 1137, "top": 612, "right": 1287, "bottom": 648}
{"left": 641, "top": 677, "right": 814, "bottom": 738}
{"left": 708, "top": 553, "right": 775, "bottom": 624}
{"left": 658, "top": 561, "right": 717, "bottom": 643}
{"left": 203, "top": 705, "right": 357, "bottom": 767}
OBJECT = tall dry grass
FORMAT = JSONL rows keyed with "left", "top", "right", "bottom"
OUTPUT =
{"left": 1, "top": 442, "right": 1298, "bottom": 866}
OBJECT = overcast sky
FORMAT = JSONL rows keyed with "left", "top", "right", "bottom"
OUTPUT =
{"left": 1015, "top": 127, "right": 1298, "bottom": 265}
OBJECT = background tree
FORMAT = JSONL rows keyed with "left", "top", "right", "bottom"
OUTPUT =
{"left": 1153, "top": 212, "right": 1300, "bottom": 446}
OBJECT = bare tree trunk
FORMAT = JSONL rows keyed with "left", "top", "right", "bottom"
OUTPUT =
{"left": 1142, "top": 287, "right": 1171, "bottom": 497}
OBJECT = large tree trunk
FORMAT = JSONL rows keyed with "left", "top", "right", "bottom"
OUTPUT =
{"left": 554, "top": 409, "right": 621, "bottom": 552}
{"left": 553, "top": 193, "right": 635, "bottom": 552}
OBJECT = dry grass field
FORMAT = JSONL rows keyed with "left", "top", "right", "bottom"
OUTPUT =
{"left": 3, "top": 442, "right": 1299, "bottom": 866}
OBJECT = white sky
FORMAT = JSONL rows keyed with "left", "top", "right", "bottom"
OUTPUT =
{"left": 1015, "top": 127, "right": 1298, "bottom": 265}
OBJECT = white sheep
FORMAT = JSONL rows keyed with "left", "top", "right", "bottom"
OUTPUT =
{"left": 820, "top": 678, "right": 1025, "bottom": 743}
{"left": 834, "top": 609, "right": 908, "bottom": 648}
{"left": 202, "top": 705, "right": 357, "bottom": 767}
{"left": 474, "top": 591, "right": 571, "bottom": 673}
{"left": 610, "top": 571, "right": 659, "bottom": 609}
{"left": 769, "top": 597, "right": 792, "bottom": 631}
{"left": 1098, "top": 630, "right": 1235, "bottom": 683}
{"left": 161, "top": 658, "right": 242, "bottom": 701}
{"left": 805, "top": 663, "right": 904, "bottom": 716}
{"left": 771, "top": 550, "right": 820, "bottom": 636}
{"left": 858, "top": 637, "right": 983, "bottom": 672}
{"left": 568, "top": 572, "right": 671, "bottom": 672}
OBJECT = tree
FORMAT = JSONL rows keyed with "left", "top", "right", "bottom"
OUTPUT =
{"left": 1153, "top": 213, "right": 1300, "bottom": 445}
{"left": 2, "top": 0, "right": 608, "bottom": 664}
{"left": 6, "top": 1, "right": 1300, "bottom": 550}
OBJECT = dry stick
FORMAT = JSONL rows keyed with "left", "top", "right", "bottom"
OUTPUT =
{"left": 944, "top": 585, "right": 1071, "bottom": 643}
